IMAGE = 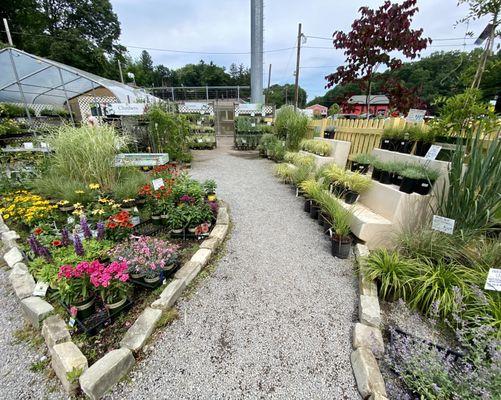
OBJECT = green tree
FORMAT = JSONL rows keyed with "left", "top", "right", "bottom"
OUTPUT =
{"left": 264, "top": 84, "right": 307, "bottom": 108}
{"left": 328, "top": 103, "right": 341, "bottom": 116}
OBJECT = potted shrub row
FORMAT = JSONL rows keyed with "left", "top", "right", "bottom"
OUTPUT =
{"left": 323, "top": 164, "right": 372, "bottom": 204}
{"left": 300, "top": 139, "right": 332, "bottom": 157}
{"left": 380, "top": 125, "right": 436, "bottom": 156}
{"left": 350, "top": 153, "right": 375, "bottom": 174}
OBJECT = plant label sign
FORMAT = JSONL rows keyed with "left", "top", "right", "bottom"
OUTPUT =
{"left": 432, "top": 215, "right": 455, "bottom": 235}
{"left": 424, "top": 145, "right": 442, "bottom": 160}
{"left": 485, "top": 269, "right": 501, "bottom": 291}
{"left": 152, "top": 178, "right": 164, "bottom": 191}
{"left": 23, "top": 142, "right": 34, "bottom": 149}
{"left": 406, "top": 109, "right": 426, "bottom": 123}
{"left": 33, "top": 281, "right": 49, "bottom": 297}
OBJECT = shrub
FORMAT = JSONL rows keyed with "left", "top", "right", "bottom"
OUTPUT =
{"left": 275, "top": 106, "right": 309, "bottom": 151}
{"left": 300, "top": 139, "right": 331, "bottom": 156}
{"left": 274, "top": 164, "right": 296, "bottom": 183}
{"left": 351, "top": 153, "right": 375, "bottom": 164}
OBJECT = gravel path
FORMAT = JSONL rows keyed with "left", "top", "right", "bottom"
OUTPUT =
{"left": 108, "top": 142, "right": 359, "bottom": 400}
{"left": 0, "top": 266, "right": 65, "bottom": 400}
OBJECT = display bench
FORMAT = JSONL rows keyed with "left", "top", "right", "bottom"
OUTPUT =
{"left": 114, "top": 153, "right": 169, "bottom": 167}
{"left": 299, "top": 138, "right": 351, "bottom": 168}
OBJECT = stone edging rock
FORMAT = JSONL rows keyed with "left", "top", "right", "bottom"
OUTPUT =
{"left": 0, "top": 204, "right": 230, "bottom": 399}
{"left": 352, "top": 243, "right": 388, "bottom": 400}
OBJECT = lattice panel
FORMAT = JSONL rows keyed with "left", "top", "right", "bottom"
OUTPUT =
{"left": 235, "top": 104, "right": 274, "bottom": 117}
{"left": 2, "top": 102, "right": 64, "bottom": 117}
{"left": 178, "top": 103, "right": 214, "bottom": 116}
{"left": 78, "top": 96, "right": 118, "bottom": 123}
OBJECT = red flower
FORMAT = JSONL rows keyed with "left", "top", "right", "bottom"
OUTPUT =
{"left": 34, "top": 227, "right": 43, "bottom": 235}
{"left": 107, "top": 221, "right": 117, "bottom": 229}
{"left": 52, "top": 240, "right": 62, "bottom": 247}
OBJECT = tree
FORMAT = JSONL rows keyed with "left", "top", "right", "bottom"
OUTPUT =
{"left": 458, "top": 0, "right": 500, "bottom": 88}
{"left": 264, "top": 84, "right": 307, "bottom": 108}
{"left": 326, "top": 0, "right": 431, "bottom": 117}
{"left": 328, "top": 103, "right": 341, "bottom": 116}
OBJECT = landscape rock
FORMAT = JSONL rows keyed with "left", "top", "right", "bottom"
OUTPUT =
{"left": 200, "top": 236, "right": 220, "bottom": 251}
{"left": 359, "top": 275, "right": 378, "bottom": 297}
{"left": 8, "top": 262, "right": 28, "bottom": 278}
{"left": 120, "top": 307, "right": 162, "bottom": 352}
{"left": 1, "top": 230, "right": 20, "bottom": 242}
{"left": 190, "top": 248, "right": 211, "bottom": 268}
{"left": 79, "top": 348, "right": 135, "bottom": 400}
{"left": 174, "top": 260, "right": 202, "bottom": 284}
{"left": 51, "top": 342, "right": 88, "bottom": 393}
{"left": 4, "top": 247, "right": 23, "bottom": 268}
{"left": 151, "top": 279, "right": 186, "bottom": 310}
{"left": 9, "top": 272, "right": 36, "bottom": 299}
{"left": 209, "top": 223, "right": 228, "bottom": 242}
{"left": 353, "top": 322, "right": 384, "bottom": 358}
{"left": 351, "top": 347, "right": 387, "bottom": 398}
{"left": 216, "top": 207, "right": 229, "bottom": 225}
{"left": 369, "top": 393, "right": 389, "bottom": 400}
{"left": 42, "top": 315, "right": 71, "bottom": 351}
{"left": 20, "top": 297, "right": 54, "bottom": 329}
{"left": 359, "top": 295, "right": 381, "bottom": 328}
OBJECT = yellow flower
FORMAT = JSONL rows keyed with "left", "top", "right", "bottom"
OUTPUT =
{"left": 123, "top": 198, "right": 135, "bottom": 203}
{"left": 73, "top": 203, "right": 83, "bottom": 208}
{"left": 111, "top": 203, "right": 121, "bottom": 209}
{"left": 3, "top": 214, "right": 9, "bottom": 220}
{"left": 74, "top": 190, "right": 85, "bottom": 194}
{"left": 89, "top": 183, "right": 100, "bottom": 190}
{"left": 98, "top": 197, "right": 109, "bottom": 204}
{"left": 58, "top": 200, "right": 69, "bottom": 206}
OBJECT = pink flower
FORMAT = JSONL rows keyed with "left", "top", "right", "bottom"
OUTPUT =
{"left": 70, "top": 306, "right": 78, "bottom": 317}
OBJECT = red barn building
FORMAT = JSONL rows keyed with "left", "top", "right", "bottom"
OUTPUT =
{"left": 305, "top": 104, "right": 328, "bottom": 117}
{"left": 342, "top": 95, "right": 389, "bottom": 116}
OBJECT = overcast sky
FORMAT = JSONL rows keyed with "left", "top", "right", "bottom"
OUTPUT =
{"left": 110, "top": 0, "right": 492, "bottom": 100}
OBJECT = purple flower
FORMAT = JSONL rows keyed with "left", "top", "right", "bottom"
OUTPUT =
{"left": 73, "top": 234, "right": 85, "bottom": 256}
{"left": 60, "top": 228, "right": 71, "bottom": 246}
{"left": 28, "top": 235, "right": 41, "bottom": 256}
{"left": 38, "top": 245, "right": 52, "bottom": 262}
{"left": 180, "top": 195, "right": 194, "bottom": 203}
{"left": 80, "top": 216, "right": 92, "bottom": 239}
{"left": 96, "top": 221, "right": 105, "bottom": 241}
{"left": 208, "top": 201, "right": 219, "bottom": 215}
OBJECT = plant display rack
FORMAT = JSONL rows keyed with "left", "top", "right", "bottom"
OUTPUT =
{"left": 178, "top": 103, "right": 216, "bottom": 150}
{"left": 299, "top": 138, "right": 351, "bottom": 168}
{"left": 234, "top": 103, "right": 275, "bottom": 150}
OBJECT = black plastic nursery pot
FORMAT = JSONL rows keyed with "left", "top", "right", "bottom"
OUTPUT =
{"left": 318, "top": 211, "right": 326, "bottom": 225}
{"left": 304, "top": 199, "right": 311, "bottom": 213}
{"left": 331, "top": 184, "right": 344, "bottom": 196}
{"left": 414, "top": 179, "right": 434, "bottom": 195}
{"left": 331, "top": 235, "right": 353, "bottom": 259}
{"left": 380, "top": 138, "right": 393, "bottom": 150}
{"left": 350, "top": 162, "right": 369, "bottom": 174}
{"left": 344, "top": 190, "right": 360, "bottom": 204}
{"left": 396, "top": 140, "right": 414, "bottom": 154}
{"left": 391, "top": 173, "right": 403, "bottom": 186}
{"left": 323, "top": 219, "right": 331, "bottom": 234}
{"left": 378, "top": 171, "right": 393, "bottom": 185}
{"left": 371, "top": 167, "right": 382, "bottom": 181}
{"left": 415, "top": 141, "right": 432, "bottom": 157}
{"left": 73, "top": 296, "right": 96, "bottom": 320}
{"left": 350, "top": 162, "right": 360, "bottom": 172}
{"left": 309, "top": 203, "right": 319, "bottom": 219}
{"left": 399, "top": 177, "right": 418, "bottom": 194}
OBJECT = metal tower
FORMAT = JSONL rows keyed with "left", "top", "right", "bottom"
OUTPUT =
{"left": 250, "top": 0, "right": 264, "bottom": 104}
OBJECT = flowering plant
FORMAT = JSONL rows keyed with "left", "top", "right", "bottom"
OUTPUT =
{"left": 110, "top": 236, "right": 180, "bottom": 278}
{"left": 57, "top": 261, "right": 95, "bottom": 305}
{"left": 89, "top": 260, "right": 130, "bottom": 304}
{"left": 105, "top": 211, "right": 134, "bottom": 241}
{"left": 0, "top": 190, "right": 56, "bottom": 226}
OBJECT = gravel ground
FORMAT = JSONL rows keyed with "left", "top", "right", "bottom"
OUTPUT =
{"left": 0, "top": 265, "right": 66, "bottom": 400}
{"left": 108, "top": 141, "right": 359, "bottom": 400}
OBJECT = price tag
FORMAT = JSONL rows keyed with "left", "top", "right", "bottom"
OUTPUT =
{"left": 267, "top": 121, "right": 272, "bottom": 126}
{"left": 432, "top": 215, "right": 455, "bottom": 235}
{"left": 131, "top": 216, "right": 140, "bottom": 226}
{"left": 33, "top": 281, "right": 49, "bottom": 297}
{"left": 485, "top": 269, "right": 501, "bottom": 291}
{"left": 295, "top": 187, "right": 299, "bottom": 197}
{"left": 424, "top": 145, "right": 442, "bottom": 160}
{"left": 40, "top": 142, "right": 48, "bottom": 148}
{"left": 152, "top": 178, "right": 165, "bottom": 190}
{"left": 251, "top": 123, "right": 256, "bottom": 127}
{"left": 67, "top": 216, "right": 75, "bottom": 225}
{"left": 68, "top": 318, "right": 76, "bottom": 328}
{"left": 23, "top": 142, "right": 34, "bottom": 149}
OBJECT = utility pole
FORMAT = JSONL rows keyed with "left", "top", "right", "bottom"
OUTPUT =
{"left": 3, "top": 18, "right": 13, "bottom": 45}
{"left": 265, "top": 63, "right": 272, "bottom": 104}
{"left": 251, "top": 0, "right": 264, "bottom": 104}
{"left": 294, "top": 23, "right": 302, "bottom": 110}
{"left": 117, "top": 60, "right": 125, "bottom": 84}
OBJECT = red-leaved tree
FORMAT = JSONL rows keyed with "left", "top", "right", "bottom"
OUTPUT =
{"left": 325, "top": 0, "right": 431, "bottom": 117}
{"left": 382, "top": 77, "right": 426, "bottom": 114}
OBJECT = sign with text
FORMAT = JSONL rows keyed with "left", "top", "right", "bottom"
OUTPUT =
{"left": 106, "top": 103, "right": 145, "bottom": 116}
{"left": 432, "top": 215, "right": 455, "bottom": 235}
{"left": 183, "top": 102, "right": 211, "bottom": 114}
{"left": 485, "top": 269, "right": 501, "bottom": 291}
{"left": 152, "top": 178, "right": 165, "bottom": 191}
{"left": 406, "top": 109, "right": 426, "bottom": 123}
{"left": 424, "top": 145, "right": 442, "bottom": 160}
{"left": 23, "top": 142, "right": 34, "bottom": 149}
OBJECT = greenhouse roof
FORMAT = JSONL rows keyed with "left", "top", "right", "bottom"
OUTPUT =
{"left": 0, "top": 47, "right": 160, "bottom": 106}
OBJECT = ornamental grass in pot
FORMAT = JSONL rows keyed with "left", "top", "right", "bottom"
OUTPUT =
{"left": 299, "top": 179, "right": 322, "bottom": 214}
{"left": 399, "top": 166, "right": 423, "bottom": 194}
{"left": 331, "top": 206, "right": 353, "bottom": 259}
{"left": 414, "top": 166, "right": 440, "bottom": 195}
{"left": 350, "top": 153, "right": 374, "bottom": 174}
{"left": 380, "top": 127, "right": 402, "bottom": 151}
{"left": 378, "top": 161, "right": 397, "bottom": 185}
{"left": 343, "top": 172, "right": 372, "bottom": 204}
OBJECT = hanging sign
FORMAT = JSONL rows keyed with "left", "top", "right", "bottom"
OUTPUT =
{"left": 238, "top": 103, "right": 264, "bottom": 116}
{"left": 485, "top": 269, "right": 501, "bottom": 291}
{"left": 431, "top": 215, "right": 455, "bottom": 235}
{"left": 106, "top": 103, "right": 145, "bottom": 116}
{"left": 424, "top": 145, "right": 442, "bottom": 160}
{"left": 406, "top": 109, "right": 426, "bottom": 123}
{"left": 152, "top": 178, "right": 165, "bottom": 191}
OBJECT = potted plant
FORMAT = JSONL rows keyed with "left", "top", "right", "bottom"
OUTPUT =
{"left": 390, "top": 162, "right": 407, "bottom": 186}
{"left": 380, "top": 128, "right": 401, "bottom": 151}
{"left": 399, "top": 166, "right": 424, "bottom": 194}
{"left": 331, "top": 206, "right": 352, "bottom": 259}
{"left": 203, "top": 179, "right": 217, "bottom": 202}
{"left": 57, "top": 262, "right": 95, "bottom": 320}
{"left": 396, "top": 130, "right": 414, "bottom": 154}
{"left": 167, "top": 207, "right": 186, "bottom": 234}
{"left": 371, "top": 159, "right": 383, "bottom": 181}
{"left": 411, "top": 125, "right": 436, "bottom": 156}
{"left": 350, "top": 153, "right": 374, "bottom": 174}
{"left": 414, "top": 166, "right": 440, "bottom": 195}
{"left": 344, "top": 172, "right": 372, "bottom": 204}
{"left": 90, "top": 260, "right": 130, "bottom": 314}
{"left": 378, "top": 161, "right": 396, "bottom": 185}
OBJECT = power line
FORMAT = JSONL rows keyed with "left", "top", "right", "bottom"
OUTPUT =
{"left": 0, "top": 29, "right": 294, "bottom": 55}
{"left": 305, "top": 34, "right": 476, "bottom": 42}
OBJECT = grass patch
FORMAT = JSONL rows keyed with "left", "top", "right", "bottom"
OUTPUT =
{"left": 30, "top": 358, "right": 50, "bottom": 373}
{"left": 12, "top": 324, "right": 44, "bottom": 348}
{"left": 157, "top": 308, "right": 179, "bottom": 328}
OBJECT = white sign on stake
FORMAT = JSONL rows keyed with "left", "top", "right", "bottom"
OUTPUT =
{"left": 406, "top": 108, "right": 426, "bottom": 123}
{"left": 33, "top": 281, "right": 49, "bottom": 297}
{"left": 40, "top": 142, "right": 48, "bottom": 149}
{"left": 152, "top": 178, "right": 165, "bottom": 191}
{"left": 424, "top": 145, "right": 442, "bottom": 160}
{"left": 23, "top": 142, "right": 34, "bottom": 149}
{"left": 432, "top": 215, "right": 455, "bottom": 235}
{"left": 485, "top": 268, "right": 501, "bottom": 291}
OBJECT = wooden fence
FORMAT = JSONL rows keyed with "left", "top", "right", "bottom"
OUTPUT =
{"left": 308, "top": 117, "right": 419, "bottom": 157}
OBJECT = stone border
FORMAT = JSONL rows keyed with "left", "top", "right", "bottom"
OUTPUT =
{"left": 0, "top": 204, "right": 230, "bottom": 399}
{"left": 351, "top": 243, "right": 388, "bottom": 400}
